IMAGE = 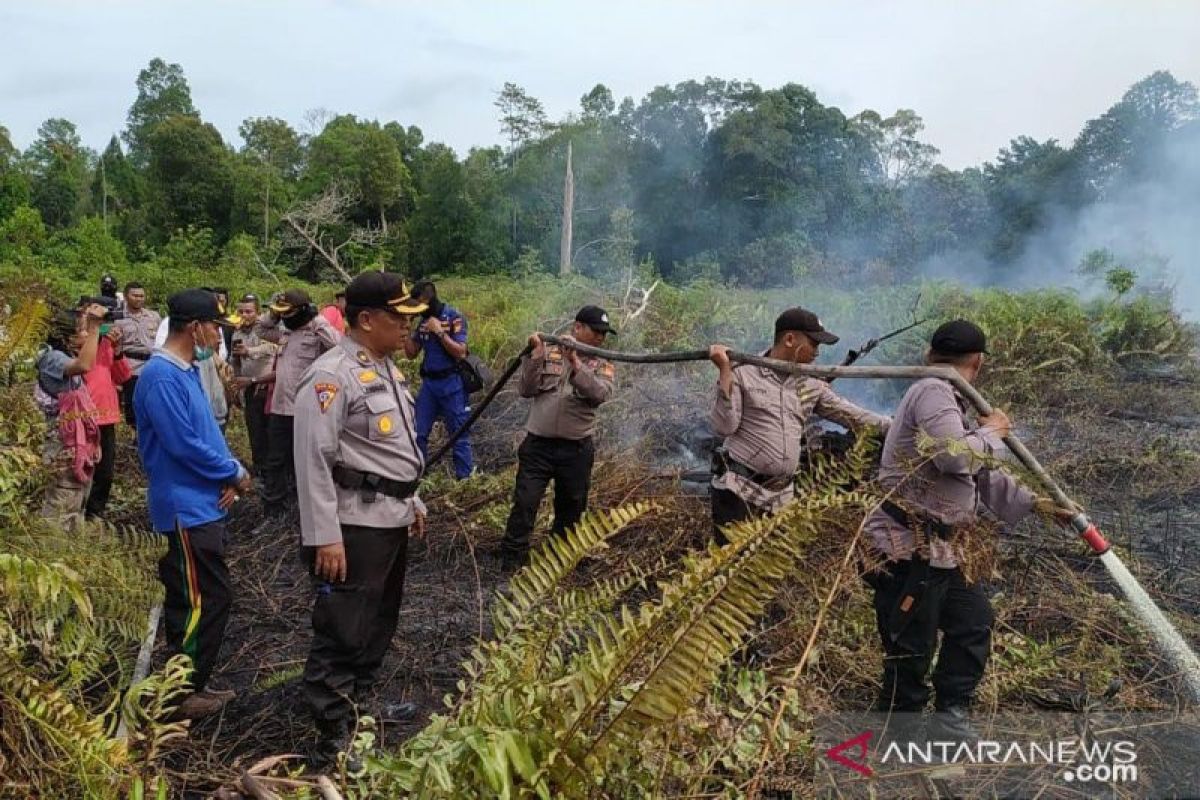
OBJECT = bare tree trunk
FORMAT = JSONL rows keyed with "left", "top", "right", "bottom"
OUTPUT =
{"left": 560, "top": 141, "right": 574, "bottom": 275}
{"left": 263, "top": 174, "right": 270, "bottom": 247}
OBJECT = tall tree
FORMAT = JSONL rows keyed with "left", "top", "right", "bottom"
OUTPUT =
{"left": 495, "top": 83, "right": 547, "bottom": 156}
{"left": 305, "top": 115, "right": 411, "bottom": 231}
{"left": 0, "top": 124, "right": 31, "bottom": 221}
{"left": 25, "top": 118, "right": 91, "bottom": 228}
{"left": 90, "top": 135, "right": 142, "bottom": 227}
{"left": 145, "top": 116, "right": 233, "bottom": 241}
{"left": 124, "top": 58, "right": 197, "bottom": 168}
{"left": 238, "top": 117, "right": 304, "bottom": 244}
{"left": 983, "top": 136, "right": 1073, "bottom": 260}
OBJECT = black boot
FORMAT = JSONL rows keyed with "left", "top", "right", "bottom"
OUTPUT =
{"left": 310, "top": 719, "right": 361, "bottom": 773}
{"left": 499, "top": 548, "right": 528, "bottom": 574}
{"left": 926, "top": 704, "right": 977, "bottom": 744}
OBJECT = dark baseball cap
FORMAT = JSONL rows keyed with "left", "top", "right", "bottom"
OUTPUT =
{"left": 930, "top": 319, "right": 988, "bottom": 355}
{"left": 345, "top": 271, "right": 428, "bottom": 315}
{"left": 576, "top": 305, "right": 617, "bottom": 335}
{"left": 775, "top": 307, "right": 838, "bottom": 344}
{"left": 268, "top": 288, "right": 313, "bottom": 317}
{"left": 168, "top": 289, "right": 234, "bottom": 326}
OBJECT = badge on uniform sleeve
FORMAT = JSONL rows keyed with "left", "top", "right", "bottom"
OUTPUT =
{"left": 451, "top": 318, "right": 463, "bottom": 334}
{"left": 315, "top": 382, "right": 338, "bottom": 413}
{"left": 599, "top": 361, "right": 615, "bottom": 379}
{"left": 377, "top": 415, "right": 394, "bottom": 434}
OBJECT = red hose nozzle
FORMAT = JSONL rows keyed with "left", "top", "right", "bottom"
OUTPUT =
{"left": 1079, "top": 523, "right": 1111, "bottom": 555}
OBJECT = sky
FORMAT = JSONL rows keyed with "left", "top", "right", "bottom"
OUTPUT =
{"left": 3, "top": 1, "right": 1199, "bottom": 168}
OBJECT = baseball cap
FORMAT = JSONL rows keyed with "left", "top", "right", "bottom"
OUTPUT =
{"left": 345, "top": 272, "right": 428, "bottom": 315}
{"left": 168, "top": 289, "right": 234, "bottom": 326}
{"left": 930, "top": 320, "right": 988, "bottom": 355}
{"left": 576, "top": 305, "right": 617, "bottom": 335}
{"left": 268, "top": 288, "right": 313, "bottom": 317}
{"left": 775, "top": 307, "right": 839, "bottom": 345}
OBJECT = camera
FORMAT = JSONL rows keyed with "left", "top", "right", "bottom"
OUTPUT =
{"left": 78, "top": 295, "right": 126, "bottom": 322}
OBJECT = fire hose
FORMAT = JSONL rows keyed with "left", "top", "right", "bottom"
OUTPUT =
{"left": 427, "top": 333, "right": 1200, "bottom": 701}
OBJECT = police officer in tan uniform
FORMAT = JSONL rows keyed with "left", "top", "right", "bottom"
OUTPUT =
{"left": 708, "top": 308, "right": 889, "bottom": 544}
{"left": 293, "top": 272, "right": 428, "bottom": 766}
{"left": 499, "top": 306, "right": 616, "bottom": 570}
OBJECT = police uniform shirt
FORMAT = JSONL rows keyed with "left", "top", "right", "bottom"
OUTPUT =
{"left": 255, "top": 315, "right": 341, "bottom": 416}
{"left": 864, "top": 377, "right": 1034, "bottom": 568}
{"left": 517, "top": 344, "right": 615, "bottom": 440}
{"left": 114, "top": 307, "right": 162, "bottom": 375}
{"left": 230, "top": 327, "right": 277, "bottom": 382}
{"left": 413, "top": 305, "right": 467, "bottom": 373}
{"left": 294, "top": 338, "right": 427, "bottom": 547}
{"left": 711, "top": 364, "right": 889, "bottom": 512}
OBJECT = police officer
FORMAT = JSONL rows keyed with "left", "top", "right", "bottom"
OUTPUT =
{"left": 863, "top": 320, "right": 1074, "bottom": 740}
{"left": 293, "top": 272, "right": 429, "bottom": 766}
{"left": 402, "top": 280, "right": 473, "bottom": 479}
{"left": 499, "top": 306, "right": 616, "bottom": 570}
{"left": 256, "top": 289, "right": 341, "bottom": 510}
{"left": 708, "top": 308, "right": 889, "bottom": 545}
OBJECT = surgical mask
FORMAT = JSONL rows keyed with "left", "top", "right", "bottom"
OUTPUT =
{"left": 194, "top": 346, "right": 214, "bottom": 361}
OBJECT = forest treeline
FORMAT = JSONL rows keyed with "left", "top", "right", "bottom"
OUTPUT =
{"left": 0, "top": 60, "right": 1196, "bottom": 288}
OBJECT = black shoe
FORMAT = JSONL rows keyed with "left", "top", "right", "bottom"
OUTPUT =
{"left": 310, "top": 721, "right": 363, "bottom": 773}
{"left": 927, "top": 705, "right": 977, "bottom": 744}
{"left": 499, "top": 549, "right": 528, "bottom": 573}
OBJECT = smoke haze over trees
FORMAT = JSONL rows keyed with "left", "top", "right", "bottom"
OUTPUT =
{"left": 1, "top": 60, "right": 1197, "bottom": 303}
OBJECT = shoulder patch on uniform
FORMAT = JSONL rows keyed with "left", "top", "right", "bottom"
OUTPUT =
{"left": 315, "top": 382, "right": 338, "bottom": 413}
{"left": 450, "top": 318, "right": 463, "bottom": 334}
{"left": 358, "top": 369, "right": 378, "bottom": 383}
{"left": 546, "top": 347, "right": 563, "bottom": 362}
{"left": 599, "top": 361, "right": 615, "bottom": 379}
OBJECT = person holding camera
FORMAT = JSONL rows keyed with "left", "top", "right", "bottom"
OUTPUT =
{"left": 401, "top": 280, "right": 473, "bottom": 480}
{"left": 82, "top": 310, "right": 133, "bottom": 520}
{"left": 114, "top": 282, "right": 161, "bottom": 430}
{"left": 36, "top": 303, "right": 108, "bottom": 528}
{"left": 255, "top": 289, "right": 341, "bottom": 510}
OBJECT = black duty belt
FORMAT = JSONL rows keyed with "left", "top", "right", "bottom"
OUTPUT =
{"left": 332, "top": 464, "right": 419, "bottom": 504}
{"left": 420, "top": 366, "right": 458, "bottom": 380}
{"left": 711, "top": 447, "right": 792, "bottom": 492}
{"left": 876, "top": 500, "right": 956, "bottom": 642}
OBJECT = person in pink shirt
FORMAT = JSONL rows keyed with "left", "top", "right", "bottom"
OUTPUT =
{"left": 84, "top": 322, "right": 133, "bottom": 519}
{"left": 319, "top": 291, "right": 347, "bottom": 335}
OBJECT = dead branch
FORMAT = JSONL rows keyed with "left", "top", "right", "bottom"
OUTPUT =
{"left": 281, "top": 184, "right": 384, "bottom": 283}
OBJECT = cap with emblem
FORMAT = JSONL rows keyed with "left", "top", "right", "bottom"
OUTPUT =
{"left": 345, "top": 271, "right": 428, "bottom": 315}
{"left": 930, "top": 319, "right": 988, "bottom": 355}
{"left": 775, "top": 307, "right": 838, "bottom": 344}
{"left": 168, "top": 289, "right": 235, "bottom": 326}
{"left": 269, "top": 288, "right": 313, "bottom": 317}
{"left": 576, "top": 305, "right": 617, "bottom": 336}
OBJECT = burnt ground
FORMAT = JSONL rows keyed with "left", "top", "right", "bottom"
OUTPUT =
{"left": 131, "top": 362, "right": 1200, "bottom": 796}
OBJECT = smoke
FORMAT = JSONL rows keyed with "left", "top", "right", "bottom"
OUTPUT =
{"left": 1000, "top": 122, "right": 1200, "bottom": 315}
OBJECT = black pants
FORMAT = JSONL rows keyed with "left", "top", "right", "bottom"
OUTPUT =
{"left": 303, "top": 524, "right": 410, "bottom": 727}
{"left": 501, "top": 434, "right": 595, "bottom": 555}
{"left": 159, "top": 521, "right": 232, "bottom": 692}
{"left": 262, "top": 413, "right": 296, "bottom": 507}
{"left": 85, "top": 424, "right": 117, "bottom": 519}
{"left": 243, "top": 386, "right": 270, "bottom": 473}
{"left": 711, "top": 485, "right": 758, "bottom": 546}
{"left": 121, "top": 375, "right": 139, "bottom": 428}
{"left": 869, "top": 561, "right": 994, "bottom": 713}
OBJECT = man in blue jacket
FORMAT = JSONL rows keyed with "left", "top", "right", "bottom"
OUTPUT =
{"left": 402, "top": 280, "right": 473, "bottom": 479}
{"left": 134, "top": 289, "right": 253, "bottom": 720}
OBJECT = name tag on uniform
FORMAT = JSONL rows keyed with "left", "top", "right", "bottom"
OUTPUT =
{"left": 362, "top": 382, "right": 387, "bottom": 395}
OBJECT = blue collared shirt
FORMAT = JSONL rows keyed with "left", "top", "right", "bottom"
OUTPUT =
{"left": 134, "top": 349, "right": 245, "bottom": 532}
{"left": 413, "top": 304, "right": 468, "bottom": 373}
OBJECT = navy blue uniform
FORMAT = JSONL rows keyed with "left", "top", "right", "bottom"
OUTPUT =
{"left": 412, "top": 305, "right": 472, "bottom": 478}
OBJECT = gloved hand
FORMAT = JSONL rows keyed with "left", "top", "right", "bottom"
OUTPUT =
{"left": 1034, "top": 496, "right": 1080, "bottom": 526}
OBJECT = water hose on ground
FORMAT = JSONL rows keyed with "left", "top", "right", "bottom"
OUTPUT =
{"left": 442, "top": 334, "right": 1199, "bottom": 701}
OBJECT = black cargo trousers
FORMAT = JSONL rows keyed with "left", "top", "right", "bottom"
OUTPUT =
{"left": 867, "top": 560, "right": 994, "bottom": 713}
{"left": 302, "top": 523, "right": 410, "bottom": 732}
{"left": 501, "top": 433, "right": 596, "bottom": 556}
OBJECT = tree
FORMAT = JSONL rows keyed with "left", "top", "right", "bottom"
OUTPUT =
{"left": 124, "top": 58, "right": 197, "bottom": 168}
{"left": 238, "top": 117, "right": 304, "bottom": 244}
{"left": 90, "top": 136, "right": 142, "bottom": 228}
{"left": 304, "top": 115, "right": 411, "bottom": 231}
{"left": 281, "top": 183, "right": 384, "bottom": 282}
{"left": 495, "top": 83, "right": 547, "bottom": 156}
{"left": 25, "top": 118, "right": 91, "bottom": 228}
{"left": 145, "top": 116, "right": 234, "bottom": 241}
{"left": 853, "top": 109, "right": 939, "bottom": 187}
{"left": 580, "top": 84, "right": 616, "bottom": 121}
{"left": 1072, "top": 70, "right": 1199, "bottom": 196}
{"left": 406, "top": 144, "right": 477, "bottom": 274}
{"left": 0, "top": 124, "right": 30, "bottom": 221}
{"left": 983, "top": 136, "right": 1074, "bottom": 260}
